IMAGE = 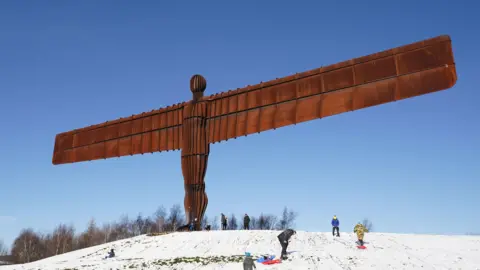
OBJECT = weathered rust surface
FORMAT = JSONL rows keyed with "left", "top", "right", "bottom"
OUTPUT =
{"left": 52, "top": 103, "right": 185, "bottom": 164}
{"left": 205, "top": 35, "right": 456, "bottom": 144}
{"left": 52, "top": 35, "right": 457, "bottom": 227}
{"left": 181, "top": 88, "right": 209, "bottom": 228}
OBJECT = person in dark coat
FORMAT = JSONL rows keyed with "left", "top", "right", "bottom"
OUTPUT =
{"left": 105, "top": 249, "right": 115, "bottom": 259}
{"left": 277, "top": 229, "right": 296, "bottom": 260}
{"left": 243, "top": 252, "right": 256, "bottom": 269}
{"left": 243, "top": 214, "right": 251, "bottom": 230}
{"left": 331, "top": 215, "right": 340, "bottom": 237}
{"left": 221, "top": 213, "right": 227, "bottom": 230}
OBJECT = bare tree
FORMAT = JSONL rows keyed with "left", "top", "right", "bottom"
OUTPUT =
{"left": 264, "top": 214, "right": 278, "bottom": 230}
{"left": 114, "top": 215, "right": 134, "bottom": 240}
{"left": 76, "top": 218, "right": 105, "bottom": 249}
{"left": 88, "top": 218, "right": 103, "bottom": 246}
{"left": 106, "top": 221, "right": 121, "bottom": 242}
{"left": 250, "top": 216, "right": 257, "bottom": 229}
{"left": 256, "top": 214, "right": 267, "bottom": 230}
{"left": 153, "top": 206, "right": 167, "bottom": 233}
{"left": 143, "top": 217, "right": 155, "bottom": 234}
{"left": 11, "top": 229, "right": 45, "bottom": 263}
{"left": 165, "top": 204, "right": 184, "bottom": 231}
{"left": 44, "top": 224, "right": 75, "bottom": 256}
{"left": 228, "top": 214, "right": 238, "bottom": 230}
{"left": 201, "top": 215, "right": 209, "bottom": 229}
{"left": 101, "top": 223, "right": 113, "bottom": 243}
{"left": 255, "top": 213, "right": 277, "bottom": 230}
{"left": 0, "top": 239, "right": 7, "bottom": 255}
{"left": 362, "top": 218, "right": 373, "bottom": 232}
{"left": 132, "top": 213, "right": 146, "bottom": 236}
{"left": 211, "top": 216, "right": 219, "bottom": 230}
{"left": 8, "top": 202, "right": 215, "bottom": 262}
{"left": 276, "top": 207, "right": 298, "bottom": 230}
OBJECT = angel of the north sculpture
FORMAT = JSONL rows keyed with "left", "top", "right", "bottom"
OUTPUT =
{"left": 52, "top": 35, "right": 457, "bottom": 230}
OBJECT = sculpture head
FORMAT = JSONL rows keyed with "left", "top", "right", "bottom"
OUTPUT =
{"left": 190, "top": 74, "right": 207, "bottom": 101}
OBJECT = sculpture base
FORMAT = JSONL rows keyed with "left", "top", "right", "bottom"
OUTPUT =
{"left": 184, "top": 183, "right": 208, "bottom": 230}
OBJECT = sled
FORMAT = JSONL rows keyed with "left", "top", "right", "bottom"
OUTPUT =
{"left": 256, "top": 255, "right": 275, "bottom": 263}
{"left": 357, "top": 245, "right": 367, "bottom": 249}
{"left": 262, "top": 259, "right": 281, "bottom": 265}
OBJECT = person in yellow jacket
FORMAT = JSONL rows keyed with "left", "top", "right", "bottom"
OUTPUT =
{"left": 353, "top": 222, "right": 369, "bottom": 246}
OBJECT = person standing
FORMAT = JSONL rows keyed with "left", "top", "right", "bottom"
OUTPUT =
{"left": 244, "top": 214, "right": 251, "bottom": 230}
{"left": 189, "top": 221, "right": 194, "bottom": 231}
{"left": 221, "top": 213, "right": 227, "bottom": 230}
{"left": 331, "top": 215, "right": 340, "bottom": 237}
{"left": 277, "top": 229, "right": 296, "bottom": 260}
{"left": 354, "top": 222, "right": 369, "bottom": 246}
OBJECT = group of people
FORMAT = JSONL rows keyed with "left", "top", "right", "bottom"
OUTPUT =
{"left": 104, "top": 215, "right": 368, "bottom": 268}
{"left": 331, "top": 215, "right": 369, "bottom": 246}
{"left": 242, "top": 229, "right": 296, "bottom": 269}
{"left": 243, "top": 218, "right": 369, "bottom": 269}
{"left": 265, "top": 215, "right": 369, "bottom": 264}
{"left": 184, "top": 213, "right": 251, "bottom": 231}
{"left": 192, "top": 213, "right": 368, "bottom": 255}
{"left": 220, "top": 213, "right": 251, "bottom": 230}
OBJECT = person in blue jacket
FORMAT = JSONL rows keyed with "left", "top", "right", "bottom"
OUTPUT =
{"left": 331, "top": 215, "right": 340, "bottom": 237}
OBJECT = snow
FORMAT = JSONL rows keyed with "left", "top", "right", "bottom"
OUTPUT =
{"left": 3, "top": 230, "right": 480, "bottom": 269}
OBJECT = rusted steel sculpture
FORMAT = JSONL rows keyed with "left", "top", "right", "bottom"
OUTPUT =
{"left": 52, "top": 35, "right": 457, "bottom": 230}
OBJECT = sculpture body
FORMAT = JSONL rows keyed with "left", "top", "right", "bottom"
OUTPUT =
{"left": 182, "top": 100, "right": 209, "bottom": 228}
{"left": 51, "top": 35, "right": 458, "bottom": 227}
{"left": 182, "top": 103, "right": 209, "bottom": 228}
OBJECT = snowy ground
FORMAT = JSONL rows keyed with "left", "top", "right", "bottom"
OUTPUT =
{"left": 2, "top": 230, "right": 480, "bottom": 270}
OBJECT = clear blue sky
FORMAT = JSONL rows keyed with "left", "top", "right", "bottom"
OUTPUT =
{"left": 1, "top": 1, "right": 479, "bottom": 249}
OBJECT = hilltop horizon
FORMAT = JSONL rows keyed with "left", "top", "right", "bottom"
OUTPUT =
{"left": 3, "top": 230, "right": 480, "bottom": 269}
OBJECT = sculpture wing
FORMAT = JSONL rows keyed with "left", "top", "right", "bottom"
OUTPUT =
{"left": 52, "top": 103, "right": 185, "bottom": 165}
{"left": 205, "top": 35, "right": 457, "bottom": 144}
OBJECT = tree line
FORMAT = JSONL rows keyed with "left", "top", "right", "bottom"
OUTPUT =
{"left": 1, "top": 205, "right": 297, "bottom": 264}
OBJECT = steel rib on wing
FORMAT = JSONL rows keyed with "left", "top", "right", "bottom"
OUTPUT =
{"left": 52, "top": 103, "right": 185, "bottom": 164}
{"left": 205, "top": 35, "right": 457, "bottom": 144}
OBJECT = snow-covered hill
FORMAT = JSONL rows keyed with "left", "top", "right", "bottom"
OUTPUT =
{"left": 3, "top": 230, "right": 480, "bottom": 269}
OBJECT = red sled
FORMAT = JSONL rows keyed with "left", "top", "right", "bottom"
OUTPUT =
{"left": 357, "top": 245, "right": 366, "bottom": 249}
{"left": 262, "top": 259, "right": 282, "bottom": 265}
